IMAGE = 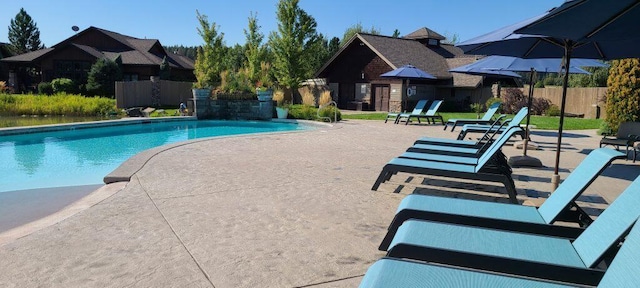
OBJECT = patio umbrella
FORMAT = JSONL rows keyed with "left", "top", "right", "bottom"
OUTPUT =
{"left": 381, "top": 65, "right": 437, "bottom": 111}
{"left": 516, "top": 0, "right": 640, "bottom": 42}
{"left": 456, "top": 55, "right": 607, "bottom": 160}
{"left": 456, "top": 4, "right": 636, "bottom": 189}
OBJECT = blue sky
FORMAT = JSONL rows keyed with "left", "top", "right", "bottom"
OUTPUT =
{"left": 1, "top": 0, "right": 564, "bottom": 48}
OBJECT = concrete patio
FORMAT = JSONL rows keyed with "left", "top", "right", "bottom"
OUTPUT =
{"left": 1, "top": 119, "right": 639, "bottom": 287}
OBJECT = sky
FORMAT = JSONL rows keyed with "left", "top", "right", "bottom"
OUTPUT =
{"left": 1, "top": 0, "right": 565, "bottom": 48}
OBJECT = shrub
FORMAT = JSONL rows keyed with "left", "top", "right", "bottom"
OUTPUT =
{"left": 288, "top": 104, "right": 316, "bottom": 120}
{"left": 38, "top": 82, "right": 53, "bottom": 95}
{"left": 51, "top": 78, "right": 75, "bottom": 94}
{"left": 0, "top": 93, "right": 117, "bottom": 116}
{"left": 605, "top": 59, "right": 640, "bottom": 132}
{"left": 534, "top": 81, "right": 545, "bottom": 88}
{"left": 530, "top": 97, "right": 552, "bottom": 115}
{"left": 500, "top": 88, "right": 527, "bottom": 114}
{"left": 318, "top": 90, "right": 333, "bottom": 106}
{"left": 598, "top": 121, "right": 614, "bottom": 135}
{"left": 318, "top": 105, "right": 341, "bottom": 121}
{"left": 0, "top": 81, "right": 8, "bottom": 92}
{"left": 546, "top": 104, "right": 561, "bottom": 116}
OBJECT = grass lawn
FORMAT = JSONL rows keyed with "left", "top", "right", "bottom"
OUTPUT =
{"left": 341, "top": 112, "right": 603, "bottom": 130}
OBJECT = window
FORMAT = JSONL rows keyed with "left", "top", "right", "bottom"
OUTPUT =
{"left": 427, "top": 39, "right": 439, "bottom": 46}
{"left": 123, "top": 74, "right": 138, "bottom": 82}
{"left": 53, "top": 60, "right": 91, "bottom": 83}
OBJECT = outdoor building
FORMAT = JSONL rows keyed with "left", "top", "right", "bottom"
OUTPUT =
{"left": 314, "top": 28, "right": 517, "bottom": 112}
{"left": 0, "top": 26, "right": 194, "bottom": 92}
{"left": 0, "top": 42, "right": 14, "bottom": 83}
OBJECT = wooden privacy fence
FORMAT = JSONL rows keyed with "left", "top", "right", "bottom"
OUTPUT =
{"left": 115, "top": 80, "right": 193, "bottom": 109}
{"left": 527, "top": 86, "right": 608, "bottom": 119}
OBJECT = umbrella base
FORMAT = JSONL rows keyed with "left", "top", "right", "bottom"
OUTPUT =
{"left": 508, "top": 155, "right": 543, "bottom": 168}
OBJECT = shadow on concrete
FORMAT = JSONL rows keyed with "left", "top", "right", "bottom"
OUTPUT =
{"left": 530, "top": 131, "right": 591, "bottom": 138}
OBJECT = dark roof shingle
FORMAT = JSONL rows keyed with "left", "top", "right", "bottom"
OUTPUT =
{"left": 359, "top": 33, "right": 464, "bottom": 79}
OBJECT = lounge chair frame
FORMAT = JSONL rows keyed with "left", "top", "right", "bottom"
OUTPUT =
{"left": 443, "top": 102, "right": 502, "bottom": 131}
{"left": 378, "top": 148, "right": 624, "bottom": 250}
{"left": 372, "top": 126, "right": 523, "bottom": 203}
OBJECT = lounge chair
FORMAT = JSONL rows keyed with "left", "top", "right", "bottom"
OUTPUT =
{"left": 456, "top": 118, "right": 527, "bottom": 141}
{"left": 371, "top": 124, "right": 524, "bottom": 203}
{"left": 385, "top": 175, "right": 640, "bottom": 286}
{"left": 443, "top": 101, "right": 502, "bottom": 131}
{"left": 404, "top": 108, "right": 527, "bottom": 158}
{"left": 360, "top": 217, "right": 640, "bottom": 287}
{"left": 396, "top": 100, "right": 443, "bottom": 125}
{"left": 384, "top": 100, "right": 427, "bottom": 123}
{"left": 408, "top": 108, "right": 526, "bottom": 155}
{"left": 599, "top": 121, "right": 640, "bottom": 160}
{"left": 378, "top": 148, "right": 625, "bottom": 251}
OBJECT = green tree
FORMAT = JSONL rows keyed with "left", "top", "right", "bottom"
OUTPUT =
{"left": 269, "top": 0, "right": 319, "bottom": 102}
{"left": 442, "top": 32, "right": 460, "bottom": 44}
{"left": 604, "top": 59, "right": 640, "bottom": 132}
{"left": 86, "top": 59, "right": 122, "bottom": 97}
{"left": 306, "top": 33, "right": 331, "bottom": 77}
{"left": 159, "top": 56, "right": 171, "bottom": 80}
{"left": 163, "top": 45, "right": 197, "bottom": 60}
{"left": 8, "top": 8, "right": 43, "bottom": 54}
{"left": 568, "top": 66, "right": 609, "bottom": 87}
{"left": 340, "top": 22, "right": 381, "bottom": 46}
{"left": 244, "top": 12, "right": 265, "bottom": 85}
{"left": 327, "top": 37, "right": 340, "bottom": 57}
{"left": 193, "top": 10, "right": 225, "bottom": 88}
{"left": 391, "top": 29, "right": 401, "bottom": 38}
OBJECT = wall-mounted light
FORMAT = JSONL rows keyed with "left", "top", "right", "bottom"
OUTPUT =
{"left": 361, "top": 71, "right": 365, "bottom": 79}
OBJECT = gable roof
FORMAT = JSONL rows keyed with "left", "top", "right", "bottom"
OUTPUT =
{"left": 1, "top": 48, "right": 55, "bottom": 63}
{"left": 446, "top": 57, "right": 483, "bottom": 88}
{"left": 1, "top": 26, "right": 193, "bottom": 69}
{"left": 403, "top": 27, "right": 446, "bottom": 41}
{"left": 316, "top": 33, "right": 466, "bottom": 80}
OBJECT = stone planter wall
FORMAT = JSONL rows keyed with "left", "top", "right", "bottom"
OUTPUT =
{"left": 194, "top": 99, "right": 273, "bottom": 120}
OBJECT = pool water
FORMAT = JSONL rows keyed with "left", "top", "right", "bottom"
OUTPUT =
{"left": 0, "top": 120, "right": 306, "bottom": 193}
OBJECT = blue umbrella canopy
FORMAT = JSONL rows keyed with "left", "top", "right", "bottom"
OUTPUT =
{"left": 459, "top": 55, "right": 605, "bottom": 73}
{"left": 455, "top": 4, "right": 632, "bottom": 185}
{"left": 457, "top": 11, "right": 637, "bottom": 60}
{"left": 449, "top": 63, "right": 522, "bottom": 78}
{"left": 380, "top": 65, "right": 437, "bottom": 79}
{"left": 517, "top": 0, "right": 640, "bottom": 42}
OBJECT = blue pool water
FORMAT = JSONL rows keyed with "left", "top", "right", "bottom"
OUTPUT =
{"left": 0, "top": 120, "right": 307, "bottom": 193}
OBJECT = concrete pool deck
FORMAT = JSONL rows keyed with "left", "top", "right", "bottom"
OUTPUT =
{"left": 1, "top": 119, "right": 639, "bottom": 287}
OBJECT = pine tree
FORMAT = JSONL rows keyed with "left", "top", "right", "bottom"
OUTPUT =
{"left": 340, "top": 22, "right": 380, "bottom": 46}
{"left": 269, "top": 0, "right": 319, "bottom": 102}
{"left": 86, "top": 59, "right": 122, "bottom": 97}
{"left": 8, "top": 8, "right": 43, "bottom": 54}
{"left": 604, "top": 59, "right": 640, "bottom": 132}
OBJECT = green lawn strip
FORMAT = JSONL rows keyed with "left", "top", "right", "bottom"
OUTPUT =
{"left": 341, "top": 112, "right": 602, "bottom": 130}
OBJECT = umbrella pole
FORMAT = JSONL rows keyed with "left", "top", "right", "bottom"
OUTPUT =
{"left": 552, "top": 44, "right": 573, "bottom": 190}
{"left": 508, "top": 69, "right": 542, "bottom": 168}
{"left": 523, "top": 69, "right": 536, "bottom": 156}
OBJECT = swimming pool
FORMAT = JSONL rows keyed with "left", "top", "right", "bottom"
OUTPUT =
{"left": 0, "top": 119, "right": 307, "bottom": 193}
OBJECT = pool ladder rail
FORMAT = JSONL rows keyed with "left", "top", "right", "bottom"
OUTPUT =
{"left": 317, "top": 101, "right": 338, "bottom": 123}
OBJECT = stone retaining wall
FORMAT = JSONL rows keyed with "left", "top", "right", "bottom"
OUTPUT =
{"left": 193, "top": 99, "right": 274, "bottom": 120}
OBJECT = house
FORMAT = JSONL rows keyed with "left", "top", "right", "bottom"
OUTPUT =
{"left": 1, "top": 26, "right": 194, "bottom": 92}
{"left": 0, "top": 42, "right": 14, "bottom": 84}
{"left": 314, "top": 27, "right": 515, "bottom": 112}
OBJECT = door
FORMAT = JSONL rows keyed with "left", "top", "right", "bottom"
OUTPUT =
{"left": 373, "top": 85, "right": 390, "bottom": 111}
{"left": 338, "top": 83, "right": 355, "bottom": 109}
